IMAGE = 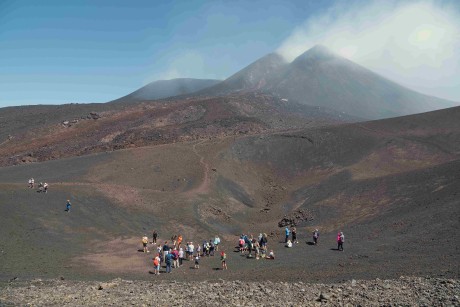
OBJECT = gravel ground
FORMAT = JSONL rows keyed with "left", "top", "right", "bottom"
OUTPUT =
{"left": 1, "top": 276, "right": 458, "bottom": 306}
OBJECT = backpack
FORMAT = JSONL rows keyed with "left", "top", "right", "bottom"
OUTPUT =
{"left": 153, "top": 258, "right": 159, "bottom": 266}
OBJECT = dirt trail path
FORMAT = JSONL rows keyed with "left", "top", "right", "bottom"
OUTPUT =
{"left": 186, "top": 140, "right": 211, "bottom": 196}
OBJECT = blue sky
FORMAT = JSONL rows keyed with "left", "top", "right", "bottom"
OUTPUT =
{"left": 1, "top": 0, "right": 459, "bottom": 107}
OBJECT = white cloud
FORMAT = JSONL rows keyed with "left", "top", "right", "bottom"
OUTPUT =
{"left": 277, "top": 0, "right": 460, "bottom": 102}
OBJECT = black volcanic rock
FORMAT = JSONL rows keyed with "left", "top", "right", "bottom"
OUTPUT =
{"left": 112, "top": 78, "right": 221, "bottom": 103}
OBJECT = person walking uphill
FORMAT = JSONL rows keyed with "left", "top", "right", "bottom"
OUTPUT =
{"left": 285, "top": 227, "right": 290, "bottom": 243}
{"left": 337, "top": 232, "right": 344, "bottom": 251}
{"left": 152, "top": 230, "right": 158, "bottom": 245}
{"left": 65, "top": 200, "right": 71, "bottom": 212}
{"left": 313, "top": 229, "right": 319, "bottom": 245}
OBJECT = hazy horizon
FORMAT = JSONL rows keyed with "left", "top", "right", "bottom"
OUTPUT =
{"left": 1, "top": 0, "right": 459, "bottom": 107}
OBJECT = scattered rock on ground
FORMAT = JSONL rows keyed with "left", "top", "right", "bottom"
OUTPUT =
{"left": 1, "top": 277, "right": 458, "bottom": 306}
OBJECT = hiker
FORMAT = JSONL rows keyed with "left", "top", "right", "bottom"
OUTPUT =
{"left": 209, "top": 240, "right": 215, "bottom": 256}
{"left": 285, "top": 239, "right": 293, "bottom": 248}
{"left": 292, "top": 226, "right": 298, "bottom": 244}
{"left": 165, "top": 252, "right": 173, "bottom": 273}
{"left": 285, "top": 227, "right": 290, "bottom": 243}
{"left": 267, "top": 250, "right": 275, "bottom": 259}
{"left": 28, "top": 178, "right": 34, "bottom": 188}
{"left": 337, "top": 232, "right": 344, "bottom": 251}
{"left": 221, "top": 251, "right": 227, "bottom": 270}
{"left": 260, "top": 245, "right": 267, "bottom": 258}
{"left": 38, "top": 182, "right": 44, "bottom": 192}
{"left": 196, "top": 244, "right": 201, "bottom": 257}
{"left": 162, "top": 241, "right": 170, "bottom": 262}
{"left": 43, "top": 182, "right": 48, "bottom": 193}
{"left": 188, "top": 242, "right": 195, "bottom": 261}
{"left": 254, "top": 241, "right": 260, "bottom": 260}
{"left": 171, "top": 248, "right": 179, "bottom": 268}
{"left": 178, "top": 247, "right": 184, "bottom": 266}
{"left": 246, "top": 237, "right": 253, "bottom": 257}
{"left": 65, "top": 200, "right": 71, "bottom": 212}
{"left": 176, "top": 235, "right": 183, "bottom": 249}
{"left": 142, "top": 235, "right": 149, "bottom": 253}
{"left": 214, "top": 235, "right": 221, "bottom": 251}
{"left": 171, "top": 235, "right": 178, "bottom": 247}
{"left": 194, "top": 254, "right": 200, "bottom": 269}
{"left": 313, "top": 229, "right": 319, "bottom": 245}
{"left": 260, "top": 233, "right": 268, "bottom": 249}
{"left": 204, "top": 240, "right": 210, "bottom": 256}
{"left": 152, "top": 230, "right": 158, "bottom": 245}
{"left": 153, "top": 254, "right": 161, "bottom": 275}
{"left": 238, "top": 237, "right": 245, "bottom": 253}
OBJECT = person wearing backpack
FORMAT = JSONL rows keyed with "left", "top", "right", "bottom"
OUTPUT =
{"left": 285, "top": 227, "right": 290, "bottom": 243}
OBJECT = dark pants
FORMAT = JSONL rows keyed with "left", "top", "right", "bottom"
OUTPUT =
{"left": 179, "top": 257, "right": 183, "bottom": 266}
{"left": 153, "top": 235, "right": 157, "bottom": 243}
{"left": 338, "top": 242, "right": 343, "bottom": 251}
{"left": 166, "top": 263, "right": 172, "bottom": 273}
{"left": 285, "top": 235, "right": 289, "bottom": 243}
{"left": 292, "top": 233, "right": 296, "bottom": 242}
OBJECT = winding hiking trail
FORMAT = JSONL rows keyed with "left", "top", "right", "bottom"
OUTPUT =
{"left": 187, "top": 140, "right": 211, "bottom": 196}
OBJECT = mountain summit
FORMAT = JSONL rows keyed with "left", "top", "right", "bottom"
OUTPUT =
{"left": 196, "top": 53, "right": 287, "bottom": 96}
{"left": 291, "top": 44, "right": 337, "bottom": 64}
{"left": 273, "top": 45, "right": 457, "bottom": 119}
{"left": 196, "top": 45, "right": 457, "bottom": 119}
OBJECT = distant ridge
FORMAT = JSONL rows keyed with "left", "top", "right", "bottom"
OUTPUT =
{"left": 111, "top": 78, "right": 221, "bottom": 103}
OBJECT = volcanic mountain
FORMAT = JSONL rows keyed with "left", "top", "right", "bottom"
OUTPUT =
{"left": 0, "top": 106, "right": 458, "bottom": 282}
{"left": 1, "top": 44, "right": 459, "bottom": 285}
{"left": 195, "top": 53, "right": 287, "bottom": 96}
{"left": 111, "top": 78, "right": 221, "bottom": 103}
{"left": 197, "top": 45, "right": 458, "bottom": 120}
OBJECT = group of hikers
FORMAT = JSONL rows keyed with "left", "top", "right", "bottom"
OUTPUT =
{"left": 142, "top": 228, "right": 346, "bottom": 275}
{"left": 27, "top": 178, "right": 48, "bottom": 193}
{"left": 284, "top": 226, "right": 345, "bottom": 251}
{"left": 142, "top": 232, "right": 227, "bottom": 275}
{"left": 237, "top": 233, "right": 275, "bottom": 260}
{"left": 27, "top": 178, "right": 73, "bottom": 212}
